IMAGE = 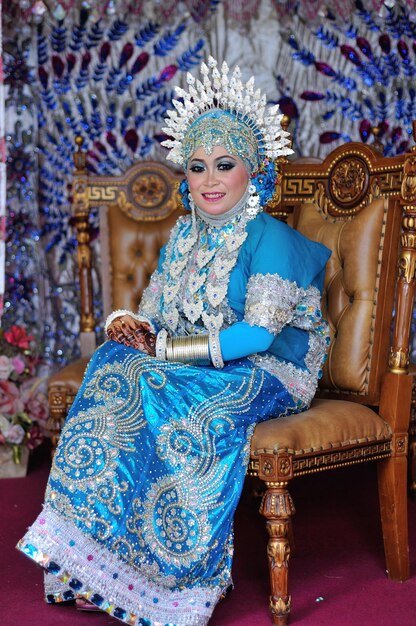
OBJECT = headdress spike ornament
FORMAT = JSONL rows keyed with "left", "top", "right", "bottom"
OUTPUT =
{"left": 161, "top": 56, "right": 293, "bottom": 169}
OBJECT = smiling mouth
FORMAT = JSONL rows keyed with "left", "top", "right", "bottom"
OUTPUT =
{"left": 202, "top": 193, "right": 225, "bottom": 201}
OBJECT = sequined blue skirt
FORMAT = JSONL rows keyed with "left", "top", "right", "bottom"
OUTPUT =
{"left": 17, "top": 340, "right": 300, "bottom": 626}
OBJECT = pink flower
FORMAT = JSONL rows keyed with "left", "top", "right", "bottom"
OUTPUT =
{"left": 11, "top": 356, "right": 25, "bottom": 375}
{"left": 0, "top": 380, "right": 24, "bottom": 415}
{"left": 3, "top": 325, "right": 34, "bottom": 350}
{"left": 25, "top": 354, "right": 40, "bottom": 377}
{"left": 22, "top": 382, "right": 48, "bottom": 425}
{"left": 4, "top": 423, "right": 25, "bottom": 445}
{"left": 27, "top": 423, "right": 43, "bottom": 450}
{"left": 0, "top": 355, "right": 14, "bottom": 380}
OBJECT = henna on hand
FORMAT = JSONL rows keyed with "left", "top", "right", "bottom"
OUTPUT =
{"left": 143, "top": 331, "right": 156, "bottom": 356}
{"left": 106, "top": 316, "right": 156, "bottom": 356}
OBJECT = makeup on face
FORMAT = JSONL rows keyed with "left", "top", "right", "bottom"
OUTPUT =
{"left": 187, "top": 146, "right": 249, "bottom": 216}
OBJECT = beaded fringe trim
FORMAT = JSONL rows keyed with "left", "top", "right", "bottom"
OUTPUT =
{"left": 17, "top": 506, "right": 224, "bottom": 626}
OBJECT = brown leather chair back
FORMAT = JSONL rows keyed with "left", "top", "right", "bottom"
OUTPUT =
{"left": 71, "top": 143, "right": 184, "bottom": 355}
{"left": 277, "top": 145, "right": 406, "bottom": 406}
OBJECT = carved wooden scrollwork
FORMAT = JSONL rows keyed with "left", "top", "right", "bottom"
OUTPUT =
{"left": 125, "top": 170, "right": 180, "bottom": 221}
{"left": 88, "top": 186, "right": 118, "bottom": 202}
{"left": 258, "top": 453, "right": 294, "bottom": 481}
{"left": 398, "top": 251, "right": 416, "bottom": 284}
{"left": 267, "top": 533, "right": 291, "bottom": 568}
{"left": 262, "top": 459, "right": 274, "bottom": 476}
{"left": 392, "top": 433, "right": 408, "bottom": 456}
{"left": 72, "top": 166, "right": 95, "bottom": 335}
{"left": 401, "top": 154, "right": 416, "bottom": 202}
{"left": 260, "top": 484, "right": 294, "bottom": 624}
{"left": 132, "top": 172, "right": 167, "bottom": 207}
{"left": 330, "top": 158, "right": 367, "bottom": 203}
{"left": 389, "top": 148, "right": 416, "bottom": 374}
{"left": 389, "top": 348, "right": 409, "bottom": 373}
{"left": 260, "top": 485, "right": 296, "bottom": 518}
{"left": 270, "top": 595, "right": 291, "bottom": 618}
{"left": 327, "top": 157, "right": 369, "bottom": 213}
{"left": 86, "top": 164, "right": 182, "bottom": 221}
{"left": 278, "top": 457, "right": 291, "bottom": 477}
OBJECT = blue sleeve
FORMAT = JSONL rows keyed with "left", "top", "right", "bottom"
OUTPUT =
{"left": 220, "top": 322, "right": 275, "bottom": 360}
{"left": 248, "top": 216, "right": 331, "bottom": 288}
{"left": 218, "top": 216, "right": 331, "bottom": 362}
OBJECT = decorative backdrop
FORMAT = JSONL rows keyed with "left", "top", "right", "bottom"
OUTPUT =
{"left": 0, "top": 0, "right": 5, "bottom": 321}
{"left": 3, "top": 0, "right": 416, "bottom": 370}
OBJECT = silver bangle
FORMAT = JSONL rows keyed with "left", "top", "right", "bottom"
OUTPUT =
{"left": 156, "top": 329, "right": 168, "bottom": 360}
{"left": 165, "top": 334, "right": 210, "bottom": 363}
{"left": 209, "top": 331, "right": 224, "bottom": 369}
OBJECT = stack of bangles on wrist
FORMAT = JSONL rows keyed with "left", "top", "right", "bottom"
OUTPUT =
{"left": 155, "top": 329, "right": 224, "bottom": 368}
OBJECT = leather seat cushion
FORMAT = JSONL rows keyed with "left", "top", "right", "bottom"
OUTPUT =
{"left": 251, "top": 398, "right": 391, "bottom": 455}
{"left": 48, "top": 357, "right": 90, "bottom": 390}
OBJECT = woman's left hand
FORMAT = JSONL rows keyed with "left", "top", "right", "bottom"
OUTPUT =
{"left": 107, "top": 315, "right": 156, "bottom": 356}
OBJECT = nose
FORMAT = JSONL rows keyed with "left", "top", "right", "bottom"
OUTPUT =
{"left": 204, "top": 166, "right": 218, "bottom": 187}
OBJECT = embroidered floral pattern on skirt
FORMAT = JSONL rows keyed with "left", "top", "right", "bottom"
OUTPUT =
{"left": 17, "top": 340, "right": 303, "bottom": 626}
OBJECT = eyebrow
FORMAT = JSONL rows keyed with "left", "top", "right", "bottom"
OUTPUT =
{"left": 189, "top": 155, "right": 238, "bottom": 164}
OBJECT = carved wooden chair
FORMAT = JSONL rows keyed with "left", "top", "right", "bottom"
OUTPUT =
{"left": 249, "top": 139, "right": 416, "bottom": 624}
{"left": 47, "top": 135, "right": 415, "bottom": 625}
{"left": 47, "top": 139, "right": 184, "bottom": 450}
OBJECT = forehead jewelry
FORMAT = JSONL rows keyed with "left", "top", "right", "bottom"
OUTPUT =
{"left": 161, "top": 56, "right": 293, "bottom": 169}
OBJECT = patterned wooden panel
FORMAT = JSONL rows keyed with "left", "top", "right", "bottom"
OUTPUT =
{"left": 281, "top": 144, "right": 405, "bottom": 220}
{"left": 86, "top": 161, "right": 183, "bottom": 221}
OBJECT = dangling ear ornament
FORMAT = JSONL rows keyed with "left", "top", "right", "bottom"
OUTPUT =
{"left": 247, "top": 184, "right": 261, "bottom": 217}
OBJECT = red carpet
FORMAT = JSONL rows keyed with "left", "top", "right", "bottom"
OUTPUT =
{"left": 1, "top": 443, "right": 415, "bottom": 626}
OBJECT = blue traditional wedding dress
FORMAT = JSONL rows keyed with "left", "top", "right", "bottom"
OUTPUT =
{"left": 18, "top": 202, "right": 330, "bottom": 626}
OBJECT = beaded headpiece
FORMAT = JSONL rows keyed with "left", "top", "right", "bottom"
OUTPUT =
{"left": 162, "top": 56, "right": 293, "bottom": 171}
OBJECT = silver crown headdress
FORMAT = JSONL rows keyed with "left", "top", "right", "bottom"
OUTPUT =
{"left": 161, "top": 56, "right": 293, "bottom": 169}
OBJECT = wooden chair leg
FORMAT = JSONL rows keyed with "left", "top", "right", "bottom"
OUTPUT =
{"left": 259, "top": 482, "right": 295, "bottom": 626}
{"left": 410, "top": 438, "right": 416, "bottom": 495}
{"left": 377, "top": 453, "right": 410, "bottom": 581}
{"left": 47, "top": 385, "right": 68, "bottom": 457}
{"left": 410, "top": 377, "right": 416, "bottom": 495}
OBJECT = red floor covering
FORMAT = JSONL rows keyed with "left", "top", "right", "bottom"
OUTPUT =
{"left": 1, "top": 443, "right": 415, "bottom": 626}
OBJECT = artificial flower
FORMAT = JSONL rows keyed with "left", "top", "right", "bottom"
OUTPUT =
{"left": 3, "top": 423, "right": 25, "bottom": 445}
{"left": 0, "top": 324, "right": 48, "bottom": 465}
{"left": 26, "top": 423, "right": 44, "bottom": 450}
{"left": 0, "top": 355, "right": 14, "bottom": 380}
{"left": 0, "top": 380, "right": 25, "bottom": 415}
{"left": 3, "top": 325, "right": 35, "bottom": 350}
{"left": 11, "top": 355, "right": 26, "bottom": 375}
{"left": 21, "top": 381, "right": 48, "bottom": 425}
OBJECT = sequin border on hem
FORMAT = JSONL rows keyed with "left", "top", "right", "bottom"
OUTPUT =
{"left": 17, "top": 506, "right": 224, "bottom": 626}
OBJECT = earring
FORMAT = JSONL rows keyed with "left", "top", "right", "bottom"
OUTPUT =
{"left": 188, "top": 192, "right": 196, "bottom": 213}
{"left": 188, "top": 192, "right": 198, "bottom": 235}
{"left": 247, "top": 184, "right": 260, "bottom": 217}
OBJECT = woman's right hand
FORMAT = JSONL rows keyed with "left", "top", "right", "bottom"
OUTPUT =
{"left": 106, "top": 315, "right": 156, "bottom": 356}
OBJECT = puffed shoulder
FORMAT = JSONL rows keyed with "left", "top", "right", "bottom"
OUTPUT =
{"left": 245, "top": 212, "right": 331, "bottom": 289}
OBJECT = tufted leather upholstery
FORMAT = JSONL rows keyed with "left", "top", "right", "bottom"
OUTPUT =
{"left": 103, "top": 206, "right": 179, "bottom": 315}
{"left": 297, "top": 196, "right": 389, "bottom": 397}
{"left": 251, "top": 398, "right": 391, "bottom": 455}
